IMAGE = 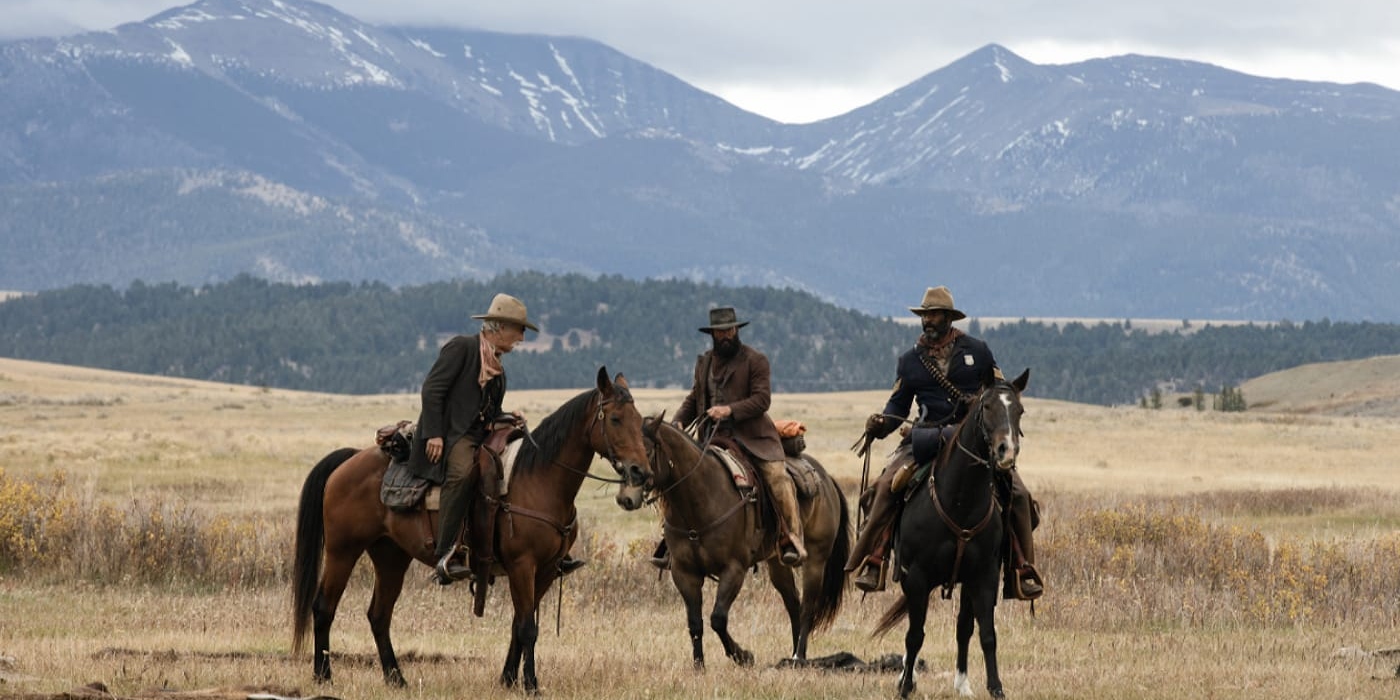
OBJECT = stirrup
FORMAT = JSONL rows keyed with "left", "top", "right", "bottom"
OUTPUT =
{"left": 433, "top": 551, "right": 472, "bottom": 585}
{"left": 558, "top": 555, "right": 586, "bottom": 576}
{"left": 854, "top": 559, "right": 886, "bottom": 592}
{"left": 1007, "top": 565, "right": 1044, "bottom": 600}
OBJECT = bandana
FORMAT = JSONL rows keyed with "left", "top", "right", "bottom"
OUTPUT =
{"left": 478, "top": 335, "right": 504, "bottom": 388}
{"left": 917, "top": 326, "right": 964, "bottom": 370}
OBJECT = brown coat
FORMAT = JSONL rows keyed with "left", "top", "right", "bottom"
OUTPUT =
{"left": 404, "top": 333, "right": 506, "bottom": 483}
{"left": 675, "top": 343, "right": 785, "bottom": 462}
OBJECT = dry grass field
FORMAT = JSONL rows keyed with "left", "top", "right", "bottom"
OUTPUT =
{"left": 2, "top": 356, "right": 1399, "bottom": 699}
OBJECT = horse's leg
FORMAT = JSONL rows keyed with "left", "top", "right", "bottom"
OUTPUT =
{"left": 499, "top": 563, "right": 539, "bottom": 691}
{"left": 519, "top": 566, "right": 560, "bottom": 694}
{"left": 365, "top": 541, "right": 413, "bottom": 687}
{"left": 898, "top": 579, "right": 931, "bottom": 700}
{"left": 955, "top": 588, "right": 976, "bottom": 697}
{"left": 971, "top": 580, "right": 1004, "bottom": 698}
{"left": 667, "top": 566, "right": 707, "bottom": 670}
{"left": 764, "top": 561, "right": 802, "bottom": 658}
{"left": 311, "top": 548, "right": 360, "bottom": 684}
{"left": 710, "top": 563, "right": 753, "bottom": 667}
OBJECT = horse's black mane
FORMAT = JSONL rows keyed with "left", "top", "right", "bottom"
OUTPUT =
{"left": 512, "top": 380, "right": 631, "bottom": 475}
{"left": 512, "top": 388, "right": 596, "bottom": 475}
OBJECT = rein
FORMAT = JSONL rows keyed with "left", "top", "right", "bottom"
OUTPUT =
{"left": 548, "top": 390, "right": 638, "bottom": 486}
{"left": 928, "top": 388, "right": 999, "bottom": 600}
{"left": 646, "top": 420, "right": 717, "bottom": 504}
{"left": 650, "top": 423, "right": 750, "bottom": 544}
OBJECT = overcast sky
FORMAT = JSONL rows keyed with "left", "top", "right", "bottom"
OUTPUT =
{"left": 6, "top": 0, "right": 1400, "bottom": 124}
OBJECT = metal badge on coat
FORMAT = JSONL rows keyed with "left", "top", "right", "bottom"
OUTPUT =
{"left": 964, "top": 354, "right": 975, "bottom": 366}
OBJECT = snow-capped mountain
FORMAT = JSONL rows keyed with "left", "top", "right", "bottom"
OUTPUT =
{"left": 3, "top": 0, "right": 1399, "bottom": 320}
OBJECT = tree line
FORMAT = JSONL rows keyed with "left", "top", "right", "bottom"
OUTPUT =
{"left": 1, "top": 273, "right": 1397, "bottom": 406}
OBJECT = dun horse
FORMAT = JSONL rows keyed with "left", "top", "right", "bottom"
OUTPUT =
{"left": 872, "top": 369, "right": 1029, "bottom": 699}
{"left": 642, "top": 416, "right": 850, "bottom": 667}
{"left": 292, "top": 368, "right": 651, "bottom": 693}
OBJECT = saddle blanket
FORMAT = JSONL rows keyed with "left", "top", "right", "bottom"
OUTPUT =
{"left": 380, "top": 437, "right": 524, "bottom": 511}
{"left": 706, "top": 445, "right": 753, "bottom": 490}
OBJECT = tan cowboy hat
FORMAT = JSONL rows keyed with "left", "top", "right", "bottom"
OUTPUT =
{"left": 698, "top": 306, "right": 749, "bottom": 333}
{"left": 908, "top": 286, "right": 967, "bottom": 321}
{"left": 471, "top": 293, "right": 539, "bottom": 332}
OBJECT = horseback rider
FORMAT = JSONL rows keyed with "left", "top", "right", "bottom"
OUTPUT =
{"left": 650, "top": 306, "right": 809, "bottom": 568}
{"left": 404, "top": 293, "right": 581, "bottom": 584}
{"left": 845, "top": 286, "right": 1042, "bottom": 598}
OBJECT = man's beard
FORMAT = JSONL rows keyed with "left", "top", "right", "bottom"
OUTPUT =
{"left": 921, "top": 319, "right": 951, "bottom": 344}
{"left": 714, "top": 336, "right": 741, "bottom": 359}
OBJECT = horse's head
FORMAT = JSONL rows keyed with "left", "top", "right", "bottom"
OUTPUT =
{"left": 975, "top": 368, "right": 1029, "bottom": 471}
{"left": 588, "top": 366, "right": 652, "bottom": 511}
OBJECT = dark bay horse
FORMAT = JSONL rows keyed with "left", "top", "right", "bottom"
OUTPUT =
{"left": 642, "top": 416, "right": 850, "bottom": 667}
{"left": 872, "top": 369, "right": 1029, "bottom": 699}
{"left": 292, "top": 367, "right": 651, "bottom": 693}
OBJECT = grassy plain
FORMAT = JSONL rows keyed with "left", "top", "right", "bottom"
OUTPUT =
{"left": 2, "top": 356, "right": 1399, "bottom": 699}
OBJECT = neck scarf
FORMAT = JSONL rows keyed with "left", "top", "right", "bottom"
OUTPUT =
{"left": 478, "top": 334, "right": 504, "bottom": 388}
{"left": 918, "top": 326, "right": 964, "bottom": 368}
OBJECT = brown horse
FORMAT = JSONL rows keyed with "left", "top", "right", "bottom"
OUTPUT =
{"left": 292, "top": 367, "right": 651, "bottom": 693}
{"left": 642, "top": 415, "right": 850, "bottom": 667}
{"left": 872, "top": 370, "right": 1029, "bottom": 699}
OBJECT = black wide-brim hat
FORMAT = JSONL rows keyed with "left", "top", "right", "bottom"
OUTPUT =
{"left": 699, "top": 306, "right": 749, "bottom": 333}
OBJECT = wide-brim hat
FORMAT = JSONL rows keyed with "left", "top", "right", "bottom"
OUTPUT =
{"left": 699, "top": 306, "right": 749, "bottom": 333}
{"left": 471, "top": 293, "right": 539, "bottom": 332}
{"left": 908, "top": 286, "right": 967, "bottom": 321}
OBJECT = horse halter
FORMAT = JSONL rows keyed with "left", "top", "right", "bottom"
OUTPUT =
{"left": 583, "top": 388, "right": 647, "bottom": 488}
{"left": 954, "top": 382, "right": 1021, "bottom": 471}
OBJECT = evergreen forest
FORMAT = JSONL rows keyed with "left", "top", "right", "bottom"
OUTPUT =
{"left": 2, "top": 272, "right": 1397, "bottom": 406}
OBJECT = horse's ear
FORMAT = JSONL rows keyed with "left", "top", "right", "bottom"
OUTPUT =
{"left": 1011, "top": 368, "right": 1030, "bottom": 393}
{"left": 596, "top": 366, "right": 612, "bottom": 396}
{"left": 614, "top": 372, "right": 629, "bottom": 389}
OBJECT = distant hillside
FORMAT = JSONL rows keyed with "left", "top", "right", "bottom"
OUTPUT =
{"left": 4, "top": 275, "right": 1400, "bottom": 405}
{"left": 1242, "top": 355, "right": 1400, "bottom": 417}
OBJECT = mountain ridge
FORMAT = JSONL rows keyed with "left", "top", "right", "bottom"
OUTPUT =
{"left": 3, "top": 0, "right": 1398, "bottom": 320}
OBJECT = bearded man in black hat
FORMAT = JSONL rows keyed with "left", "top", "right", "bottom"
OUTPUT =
{"left": 650, "top": 306, "right": 808, "bottom": 569}
{"left": 845, "top": 286, "right": 1042, "bottom": 599}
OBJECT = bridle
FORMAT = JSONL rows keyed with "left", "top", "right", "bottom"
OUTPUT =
{"left": 549, "top": 388, "right": 646, "bottom": 488}
{"left": 644, "top": 418, "right": 716, "bottom": 504}
{"left": 930, "top": 381, "right": 1020, "bottom": 599}
{"left": 646, "top": 420, "right": 749, "bottom": 544}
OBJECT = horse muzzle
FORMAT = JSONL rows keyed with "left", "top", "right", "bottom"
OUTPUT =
{"left": 613, "top": 462, "right": 649, "bottom": 511}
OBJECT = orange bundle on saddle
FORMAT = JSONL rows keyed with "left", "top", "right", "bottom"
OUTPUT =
{"left": 773, "top": 419, "right": 807, "bottom": 457}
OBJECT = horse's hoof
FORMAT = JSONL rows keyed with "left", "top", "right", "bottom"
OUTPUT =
{"left": 733, "top": 649, "right": 754, "bottom": 667}
{"left": 384, "top": 669, "right": 407, "bottom": 688}
{"left": 500, "top": 674, "right": 517, "bottom": 688}
{"left": 989, "top": 689, "right": 1006, "bottom": 699}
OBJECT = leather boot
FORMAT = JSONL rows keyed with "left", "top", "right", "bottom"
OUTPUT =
{"left": 647, "top": 539, "right": 670, "bottom": 570}
{"left": 761, "top": 461, "right": 806, "bottom": 567}
{"left": 558, "top": 555, "right": 586, "bottom": 576}
{"left": 433, "top": 480, "right": 472, "bottom": 585}
{"left": 846, "top": 484, "right": 897, "bottom": 572}
{"left": 853, "top": 556, "right": 886, "bottom": 592}
{"left": 1006, "top": 501, "right": 1043, "bottom": 599}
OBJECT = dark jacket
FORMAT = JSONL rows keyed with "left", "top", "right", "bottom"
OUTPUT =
{"left": 675, "top": 343, "right": 785, "bottom": 463}
{"left": 882, "top": 333, "right": 999, "bottom": 429}
{"left": 404, "top": 334, "right": 506, "bottom": 483}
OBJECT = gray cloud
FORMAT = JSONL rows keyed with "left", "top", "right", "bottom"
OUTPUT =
{"left": 5, "top": 0, "right": 1398, "bottom": 122}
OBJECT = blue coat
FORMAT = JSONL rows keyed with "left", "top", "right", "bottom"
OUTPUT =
{"left": 882, "top": 334, "right": 999, "bottom": 428}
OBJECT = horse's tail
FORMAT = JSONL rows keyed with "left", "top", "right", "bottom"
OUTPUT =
{"left": 871, "top": 594, "right": 911, "bottom": 638}
{"left": 292, "top": 447, "right": 358, "bottom": 656}
{"left": 809, "top": 473, "right": 851, "bottom": 632}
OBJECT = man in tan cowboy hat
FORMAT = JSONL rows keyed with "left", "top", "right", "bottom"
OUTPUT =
{"left": 404, "top": 293, "right": 582, "bottom": 584}
{"left": 845, "top": 286, "right": 1043, "bottom": 599}
{"left": 651, "top": 306, "right": 809, "bottom": 569}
